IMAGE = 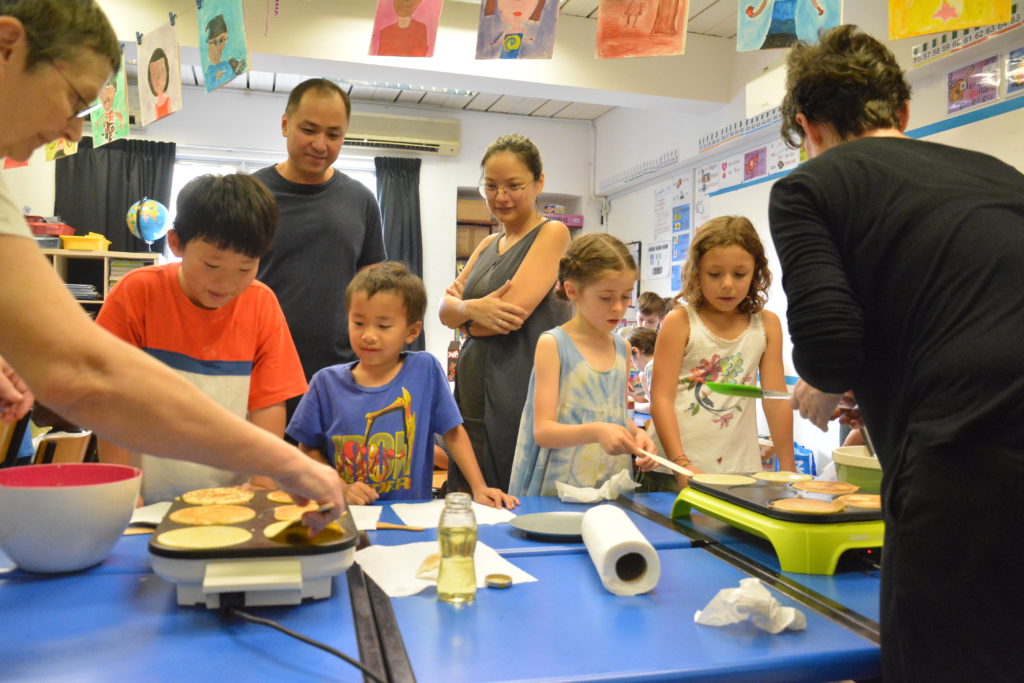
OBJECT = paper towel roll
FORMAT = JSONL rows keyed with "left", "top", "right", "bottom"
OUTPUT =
{"left": 581, "top": 504, "right": 660, "bottom": 596}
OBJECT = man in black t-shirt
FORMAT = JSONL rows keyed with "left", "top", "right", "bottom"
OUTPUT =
{"left": 770, "top": 26, "right": 1024, "bottom": 681}
{"left": 255, "top": 79, "right": 386, "bottom": 404}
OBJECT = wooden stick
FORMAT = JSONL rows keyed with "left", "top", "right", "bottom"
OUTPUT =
{"left": 375, "top": 522, "right": 425, "bottom": 531}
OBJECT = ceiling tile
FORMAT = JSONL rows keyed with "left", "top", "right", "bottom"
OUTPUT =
{"left": 247, "top": 70, "right": 275, "bottom": 92}
{"left": 439, "top": 93, "right": 477, "bottom": 109}
{"left": 561, "top": 0, "right": 600, "bottom": 19}
{"left": 348, "top": 84, "right": 377, "bottom": 101}
{"left": 396, "top": 89, "right": 427, "bottom": 104}
{"left": 530, "top": 99, "right": 573, "bottom": 117}
{"left": 508, "top": 97, "right": 550, "bottom": 115}
{"left": 370, "top": 87, "right": 402, "bottom": 102}
{"left": 487, "top": 94, "right": 525, "bottom": 113}
{"left": 464, "top": 92, "right": 502, "bottom": 111}
{"left": 688, "top": 0, "right": 737, "bottom": 36}
{"left": 553, "top": 102, "right": 614, "bottom": 120}
{"left": 419, "top": 91, "right": 448, "bottom": 107}
{"left": 273, "top": 72, "right": 301, "bottom": 92}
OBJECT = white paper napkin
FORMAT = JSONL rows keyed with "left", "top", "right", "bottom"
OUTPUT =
{"left": 347, "top": 505, "right": 383, "bottom": 531}
{"left": 390, "top": 500, "right": 515, "bottom": 528}
{"left": 556, "top": 470, "right": 641, "bottom": 503}
{"left": 129, "top": 501, "right": 172, "bottom": 526}
{"left": 694, "top": 578, "right": 807, "bottom": 634}
{"left": 355, "top": 541, "right": 537, "bottom": 597}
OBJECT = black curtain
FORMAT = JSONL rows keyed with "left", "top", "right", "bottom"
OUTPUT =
{"left": 374, "top": 156, "right": 424, "bottom": 351}
{"left": 54, "top": 137, "right": 176, "bottom": 254}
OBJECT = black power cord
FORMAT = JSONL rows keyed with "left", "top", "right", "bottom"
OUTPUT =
{"left": 224, "top": 606, "right": 387, "bottom": 683}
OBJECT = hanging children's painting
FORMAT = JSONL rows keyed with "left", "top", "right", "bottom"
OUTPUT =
{"left": 889, "top": 1, "right": 1012, "bottom": 41}
{"left": 736, "top": 0, "right": 842, "bottom": 52}
{"left": 1008, "top": 47, "right": 1024, "bottom": 97}
{"left": 139, "top": 23, "right": 183, "bottom": 126}
{"left": 89, "top": 65, "right": 128, "bottom": 147}
{"left": 476, "top": 0, "right": 559, "bottom": 60}
{"left": 198, "top": 0, "right": 250, "bottom": 92}
{"left": 44, "top": 139, "right": 77, "bottom": 161}
{"left": 370, "top": 0, "right": 444, "bottom": 57}
{"left": 596, "top": 0, "right": 689, "bottom": 59}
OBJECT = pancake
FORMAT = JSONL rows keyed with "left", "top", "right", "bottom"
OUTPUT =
{"left": 416, "top": 552, "right": 441, "bottom": 579}
{"left": 791, "top": 480, "right": 860, "bottom": 496}
{"left": 769, "top": 497, "right": 843, "bottom": 514}
{"left": 273, "top": 502, "right": 320, "bottom": 522}
{"left": 267, "top": 490, "right": 293, "bottom": 504}
{"left": 263, "top": 520, "right": 346, "bottom": 546}
{"left": 690, "top": 473, "right": 757, "bottom": 486}
{"left": 837, "top": 493, "right": 882, "bottom": 509}
{"left": 181, "top": 487, "right": 254, "bottom": 506}
{"left": 753, "top": 471, "right": 814, "bottom": 483}
{"left": 156, "top": 525, "right": 252, "bottom": 549}
{"left": 169, "top": 504, "right": 255, "bottom": 526}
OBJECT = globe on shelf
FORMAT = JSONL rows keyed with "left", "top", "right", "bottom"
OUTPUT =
{"left": 126, "top": 198, "right": 169, "bottom": 246}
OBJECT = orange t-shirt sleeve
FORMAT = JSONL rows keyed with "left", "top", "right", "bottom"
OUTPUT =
{"left": 248, "top": 288, "right": 307, "bottom": 412}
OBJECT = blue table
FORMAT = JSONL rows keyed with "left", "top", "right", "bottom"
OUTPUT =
{"left": 368, "top": 496, "right": 692, "bottom": 557}
{"left": 388, "top": 547, "right": 880, "bottom": 682}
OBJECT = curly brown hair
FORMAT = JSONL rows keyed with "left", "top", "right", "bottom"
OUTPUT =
{"left": 780, "top": 24, "right": 911, "bottom": 149}
{"left": 676, "top": 216, "right": 771, "bottom": 315}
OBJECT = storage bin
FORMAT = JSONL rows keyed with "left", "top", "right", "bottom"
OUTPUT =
{"left": 28, "top": 221, "right": 76, "bottom": 237}
{"left": 832, "top": 445, "right": 882, "bottom": 494}
{"left": 60, "top": 232, "right": 111, "bottom": 251}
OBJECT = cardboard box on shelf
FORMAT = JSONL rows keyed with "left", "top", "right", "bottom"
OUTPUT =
{"left": 457, "top": 198, "right": 494, "bottom": 224}
{"left": 543, "top": 213, "right": 584, "bottom": 228}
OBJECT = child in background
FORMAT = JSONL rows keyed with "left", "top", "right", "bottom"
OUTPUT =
{"left": 97, "top": 174, "right": 306, "bottom": 504}
{"left": 287, "top": 262, "right": 517, "bottom": 509}
{"left": 619, "top": 290, "right": 667, "bottom": 338}
{"left": 508, "top": 234, "right": 656, "bottom": 497}
{"left": 626, "top": 327, "right": 657, "bottom": 405}
{"left": 650, "top": 216, "right": 793, "bottom": 485}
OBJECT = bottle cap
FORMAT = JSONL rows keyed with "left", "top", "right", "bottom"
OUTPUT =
{"left": 485, "top": 573, "right": 512, "bottom": 589}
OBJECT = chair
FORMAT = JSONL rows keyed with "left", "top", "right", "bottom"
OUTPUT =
{"left": 33, "top": 430, "right": 93, "bottom": 465}
{"left": 1, "top": 413, "right": 32, "bottom": 468}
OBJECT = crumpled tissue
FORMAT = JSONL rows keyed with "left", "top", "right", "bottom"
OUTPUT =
{"left": 555, "top": 470, "right": 640, "bottom": 503}
{"left": 694, "top": 578, "right": 807, "bottom": 634}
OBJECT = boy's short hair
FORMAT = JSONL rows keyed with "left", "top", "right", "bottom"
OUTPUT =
{"left": 345, "top": 261, "right": 427, "bottom": 325}
{"left": 173, "top": 173, "right": 278, "bottom": 259}
{"left": 637, "top": 291, "right": 666, "bottom": 317}
{"left": 628, "top": 327, "right": 657, "bottom": 356}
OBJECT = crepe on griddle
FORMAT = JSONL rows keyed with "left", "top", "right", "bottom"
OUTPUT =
{"left": 180, "top": 487, "right": 254, "bottom": 506}
{"left": 267, "top": 490, "right": 293, "bottom": 504}
{"left": 263, "top": 520, "right": 346, "bottom": 545}
{"left": 273, "top": 502, "right": 320, "bottom": 522}
{"left": 768, "top": 497, "right": 843, "bottom": 514}
{"left": 156, "top": 525, "right": 252, "bottom": 549}
{"left": 169, "top": 504, "right": 255, "bottom": 526}
{"left": 791, "top": 480, "right": 859, "bottom": 495}
{"left": 837, "top": 493, "right": 881, "bottom": 509}
{"left": 753, "top": 471, "right": 814, "bottom": 483}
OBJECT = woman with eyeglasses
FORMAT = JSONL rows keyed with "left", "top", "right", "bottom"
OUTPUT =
{"left": 0, "top": 0, "right": 344, "bottom": 531}
{"left": 440, "top": 133, "right": 572, "bottom": 492}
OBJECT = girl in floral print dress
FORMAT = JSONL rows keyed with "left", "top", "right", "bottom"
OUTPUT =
{"left": 508, "top": 234, "right": 657, "bottom": 497}
{"left": 649, "top": 216, "right": 793, "bottom": 485}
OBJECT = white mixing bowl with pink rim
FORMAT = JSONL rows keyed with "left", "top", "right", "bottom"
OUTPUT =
{"left": 0, "top": 463, "right": 141, "bottom": 572}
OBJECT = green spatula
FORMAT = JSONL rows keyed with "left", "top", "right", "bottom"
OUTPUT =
{"left": 705, "top": 382, "right": 791, "bottom": 400}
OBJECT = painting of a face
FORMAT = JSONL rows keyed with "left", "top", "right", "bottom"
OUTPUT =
{"left": 207, "top": 32, "right": 228, "bottom": 64}
{"left": 499, "top": 0, "right": 540, "bottom": 30}
{"left": 149, "top": 58, "right": 168, "bottom": 96}
{"left": 100, "top": 83, "right": 115, "bottom": 111}
{"left": 392, "top": 0, "right": 423, "bottom": 18}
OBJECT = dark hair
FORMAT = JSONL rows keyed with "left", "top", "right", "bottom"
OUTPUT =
{"left": 1, "top": 0, "right": 119, "bottom": 71}
{"left": 285, "top": 78, "right": 352, "bottom": 121}
{"left": 146, "top": 48, "right": 168, "bottom": 96}
{"left": 628, "top": 327, "right": 657, "bottom": 356}
{"left": 481, "top": 133, "right": 542, "bottom": 180}
{"left": 637, "top": 291, "right": 666, "bottom": 317}
{"left": 173, "top": 173, "right": 279, "bottom": 259}
{"left": 781, "top": 24, "right": 912, "bottom": 149}
{"left": 483, "top": 0, "right": 545, "bottom": 21}
{"left": 205, "top": 14, "right": 228, "bottom": 41}
{"left": 345, "top": 261, "right": 427, "bottom": 325}
{"left": 678, "top": 216, "right": 771, "bottom": 315}
{"left": 556, "top": 233, "right": 636, "bottom": 300}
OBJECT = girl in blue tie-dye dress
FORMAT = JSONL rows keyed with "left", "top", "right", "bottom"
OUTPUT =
{"left": 508, "top": 234, "right": 657, "bottom": 496}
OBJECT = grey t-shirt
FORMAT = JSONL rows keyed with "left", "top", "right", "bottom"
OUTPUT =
{"left": 255, "top": 166, "right": 385, "bottom": 379}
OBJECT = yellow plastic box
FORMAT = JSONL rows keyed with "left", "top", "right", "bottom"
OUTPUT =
{"left": 60, "top": 232, "right": 111, "bottom": 251}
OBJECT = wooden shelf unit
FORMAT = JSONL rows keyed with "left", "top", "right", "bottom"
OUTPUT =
{"left": 41, "top": 248, "right": 161, "bottom": 306}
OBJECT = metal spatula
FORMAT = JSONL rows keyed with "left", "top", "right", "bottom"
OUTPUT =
{"left": 705, "top": 382, "right": 792, "bottom": 400}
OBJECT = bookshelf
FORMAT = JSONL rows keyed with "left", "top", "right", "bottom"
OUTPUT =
{"left": 41, "top": 248, "right": 161, "bottom": 308}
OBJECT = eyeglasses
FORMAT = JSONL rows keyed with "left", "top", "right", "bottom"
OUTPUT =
{"left": 478, "top": 181, "right": 532, "bottom": 200}
{"left": 207, "top": 35, "right": 229, "bottom": 48}
{"left": 50, "top": 61, "right": 101, "bottom": 120}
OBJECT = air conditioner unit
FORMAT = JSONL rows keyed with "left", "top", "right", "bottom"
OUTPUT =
{"left": 345, "top": 112, "right": 460, "bottom": 155}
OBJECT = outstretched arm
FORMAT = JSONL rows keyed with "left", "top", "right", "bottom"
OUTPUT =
{"left": 746, "top": 1, "right": 768, "bottom": 18}
{"left": 444, "top": 424, "right": 518, "bottom": 509}
{"left": 758, "top": 311, "right": 795, "bottom": 471}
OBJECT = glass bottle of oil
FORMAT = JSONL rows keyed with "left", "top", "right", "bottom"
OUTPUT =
{"left": 437, "top": 492, "right": 477, "bottom": 604}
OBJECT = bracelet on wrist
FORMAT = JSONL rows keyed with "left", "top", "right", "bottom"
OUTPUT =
{"left": 464, "top": 320, "right": 474, "bottom": 338}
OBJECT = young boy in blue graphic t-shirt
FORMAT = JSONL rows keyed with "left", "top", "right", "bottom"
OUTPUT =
{"left": 287, "top": 262, "right": 519, "bottom": 508}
